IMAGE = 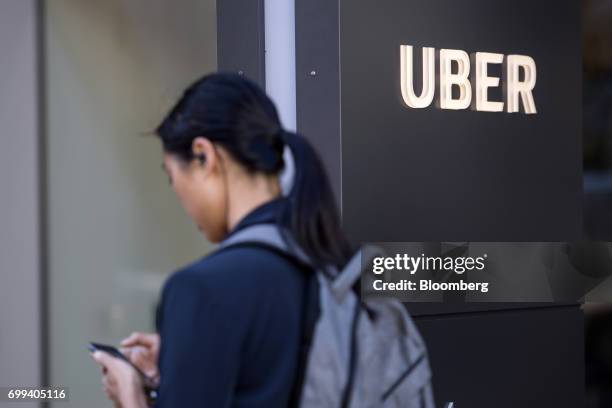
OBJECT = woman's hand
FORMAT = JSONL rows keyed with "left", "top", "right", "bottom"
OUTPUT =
{"left": 120, "top": 332, "right": 161, "bottom": 386}
{"left": 91, "top": 351, "right": 148, "bottom": 408}
{"left": 94, "top": 361, "right": 121, "bottom": 408}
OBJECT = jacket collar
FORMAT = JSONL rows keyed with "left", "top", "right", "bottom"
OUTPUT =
{"left": 225, "top": 197, "right": 287, "bottom": 238}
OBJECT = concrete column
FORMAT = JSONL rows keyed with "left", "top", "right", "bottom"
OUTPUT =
{"left": 0, "top": 1, "right": 43, "bottom": 407}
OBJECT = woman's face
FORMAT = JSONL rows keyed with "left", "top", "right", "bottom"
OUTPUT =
{"left": 162, "top": 143, "right": 228, "bottom": 242}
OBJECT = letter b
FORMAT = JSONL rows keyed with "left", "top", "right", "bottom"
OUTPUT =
{"left": 439, "top": 49, "right": 472, "bottom": 110}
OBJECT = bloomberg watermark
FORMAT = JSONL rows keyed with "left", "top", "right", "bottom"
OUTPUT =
{"left": 362, "top": 242, "right": 612, "bottom": 302}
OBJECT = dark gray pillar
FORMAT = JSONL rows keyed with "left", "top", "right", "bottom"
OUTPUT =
{"left": 216, "top": 0, "right": 266, "bottom": 86}
{"left": 295, "top": 0, "right": 341, "bottom": 202}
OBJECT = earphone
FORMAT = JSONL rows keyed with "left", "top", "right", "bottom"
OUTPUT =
{"left": 197, "top": 153, "right": 206, "bottom": 166}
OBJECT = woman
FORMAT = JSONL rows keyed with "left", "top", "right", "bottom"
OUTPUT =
{"left": 91, "top": 72, "right": 352, "bottom": 407}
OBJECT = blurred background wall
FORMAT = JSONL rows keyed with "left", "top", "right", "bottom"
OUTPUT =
{"left": 584, "top": 0, "right": 612, "bottom": 239}
{"left": 43, "top": 0, "right": 216, "bottom": 406}
{"left": 0, "top": 1, "right": 41, "bottom": 408}
{"left": 578, "top": 1, "right": 612, "bottom": 406}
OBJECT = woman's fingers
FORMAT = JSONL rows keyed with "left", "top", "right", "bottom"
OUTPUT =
{"left": 119, "top": 347, "right": 132, "bottom": 360}
{"left": 119, "top": 332, "right": 143, "bottom": 347}
{"left": 129, "top": 347, "right": 148, "bottom": 367}
{"left": 120, "top": 332, "right": 161, "bottom": 383}
{"left": 91, "top": 350, "right": 143, "bottom": 406}
{"left": 133, "top": 347, "right": 159, "bottom": 378}
{"left": 94, "top": 352, "right": 121, "bottom": 404}
{"left": 102, "top": 373, "right": 113, "bottom": 393}
{"left": 120, "top": 332, "right": 158, "bottom": 349}
{"left": 91, "top": 350, "right": 112, "bottom": 367}
{"left": 117, "top": 332, "right": 161, "bottom": 388}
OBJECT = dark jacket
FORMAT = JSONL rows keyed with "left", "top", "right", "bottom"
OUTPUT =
{"left": 155, "top": 198, "right": 307, "bottom": 407}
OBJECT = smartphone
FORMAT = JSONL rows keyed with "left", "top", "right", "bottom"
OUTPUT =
{"left": 88, "top": 342, "right": 149, "bottom": 378}
{"left": 88, "top": 341, "right": 158, "bottom": 402}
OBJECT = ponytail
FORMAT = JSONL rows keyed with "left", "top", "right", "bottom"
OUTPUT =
{"left": 280, "top": 130, "right": 353, "bottom": 269}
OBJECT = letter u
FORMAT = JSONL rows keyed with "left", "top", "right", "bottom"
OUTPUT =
{"left": 400, "top": 45, "right": 435, "bottom": 108}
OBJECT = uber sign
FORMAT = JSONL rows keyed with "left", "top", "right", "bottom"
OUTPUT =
{"left": 400, "top": 45, "right": 537, "bottom": 114}
{"left": 336, "top": 0, "right": 580, "bottom": 243}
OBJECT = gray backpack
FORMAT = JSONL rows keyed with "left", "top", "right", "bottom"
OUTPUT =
{"left": 220, "top": 224, "right": 435, "bottom": 408}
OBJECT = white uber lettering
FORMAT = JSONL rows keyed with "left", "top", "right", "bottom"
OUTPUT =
{"left": 400, "top": 45, "right": 435, "bottom": 108}
{"left": 474, "top": 52, "right": 504, "bottom": 112}
{"left": 506, "top": 54, "right": 537, "bottom": 114}
{"left": 399, "top": 45, "right": 537, "bottom": 114}
{"left": 439, "top": 49, "right": 472, "bottom": 110}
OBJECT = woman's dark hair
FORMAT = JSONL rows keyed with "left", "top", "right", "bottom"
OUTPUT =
{"left": 156, "top": 72, "right": 352, "bottom": 269}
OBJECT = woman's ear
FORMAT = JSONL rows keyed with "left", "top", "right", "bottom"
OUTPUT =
{"left": 191, "top": 137, "right": 218, "bottom": 174}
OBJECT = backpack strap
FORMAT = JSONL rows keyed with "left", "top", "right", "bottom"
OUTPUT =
{"left": 217, "top": 224, "right": 320, "bottom": 407}
{"left": 219, "top": 224, "right": 311, "bottom": 265}
{"left": 331, "top": 245, "right": 385, "bottom": 300}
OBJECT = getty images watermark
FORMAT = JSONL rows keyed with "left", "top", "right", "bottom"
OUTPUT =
{"left": 363, "top": 242, "right": 612, "bottom": 303}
